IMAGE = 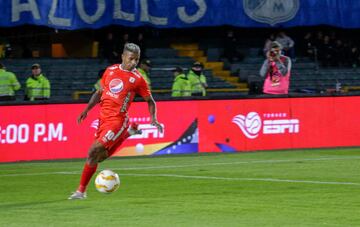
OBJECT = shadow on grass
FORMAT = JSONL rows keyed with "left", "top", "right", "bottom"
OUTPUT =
{"left": 0, "top": 199, "right": 90, "bottom": 210}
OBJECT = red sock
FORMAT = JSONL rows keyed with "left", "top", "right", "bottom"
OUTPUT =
{"left": 77, "top": 162, "right": 98, "bottom": 193}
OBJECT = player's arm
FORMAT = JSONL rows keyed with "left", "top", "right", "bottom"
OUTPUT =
{"left": 77, "top": 88, "right": 103, "bottom": 124}
{"left": 143, "top": 95, "right": 163, "bottom": 133}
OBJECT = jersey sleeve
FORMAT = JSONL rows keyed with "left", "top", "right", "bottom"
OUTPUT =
{"left": 136, "top": 76, "right": 151, "bottom": 98}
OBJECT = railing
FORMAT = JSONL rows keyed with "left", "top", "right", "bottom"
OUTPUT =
{"left": 72, "top": 88, "right": 249, "bottom": 100}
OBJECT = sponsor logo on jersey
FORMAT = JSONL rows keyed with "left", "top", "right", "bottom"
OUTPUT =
{"left": 106, "top": 91, "right": 119, "bottom": 99}
{"left": 243, "top": 0, "right": 299, "bottom": 25}
{"left": 232, "top": 112, "right": 299, "bottom": 139}
{"left": 109, "top": 79, "right": 123, "bottom": 94}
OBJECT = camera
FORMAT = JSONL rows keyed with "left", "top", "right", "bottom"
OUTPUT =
{"left": 270, "top": 50, "right": 276, "bottom": 57}
{"left": 269, "top": 48, "right": 279, "bottom": 58}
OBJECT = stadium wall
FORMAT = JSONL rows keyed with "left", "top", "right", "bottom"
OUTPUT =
{"left": 0, "top": 96, "right": 360, "bottom": 162}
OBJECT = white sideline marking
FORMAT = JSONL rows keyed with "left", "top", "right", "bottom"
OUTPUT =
{"left": 1, "top": 171, "right": 359, "bottom": 186}
{"left": 2, "top": 155, "right": 360, "bottom": 171}
{"left": 120, "top": 173, "right": 360, "bottom": 186}
{"left": 1, "top": 156, "right": 360, "bottom": 174}
{"left": 0, "top": 156, "right": 360, "bottom": 187}
{"left": 112, "top": 156, "right": 360, "bottom": 171}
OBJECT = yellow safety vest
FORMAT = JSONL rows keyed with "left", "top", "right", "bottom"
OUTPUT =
{"left": 0, "top": 69, "right": 20, "bottom": 96}
{"left": 171, "top": 74, "right": 191, "bottom": 97}
{"left": 137, "top": 68, "right": 151, "bottom": 89}
{"left": 187, "top": 70, "right": 207, "bottom": 96}
{"left": 25, "top": 74, "right": 51, "bottom": 101}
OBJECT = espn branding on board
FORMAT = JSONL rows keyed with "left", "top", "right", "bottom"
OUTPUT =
{"left": 91, "top": 119, "right": 165, "bottom": 139}
{"left": 232, "top": 112, "right": 299, "bottom": 139}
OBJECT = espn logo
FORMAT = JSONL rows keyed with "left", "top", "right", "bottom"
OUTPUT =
{"left": 263, "top": 119, "right": 299, "bottom": 134}
{"left": 129, "top": 124, "right": 165, "bottom": 139}
{"left": 232, "top": 112, "right": 299, "bottom": 139}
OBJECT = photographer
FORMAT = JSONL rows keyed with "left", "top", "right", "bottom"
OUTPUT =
{"left": 259, "top": 41, "right": 292, "bottom": 95}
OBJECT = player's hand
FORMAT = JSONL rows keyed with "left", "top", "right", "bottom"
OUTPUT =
{"left": 151, "top": 120, "right": 163, "bottom": 133}
{"left": 273, "top": 54, "right": 280, "bottom": 62}
{"left": 77, "top": 111, "right": 88, "bottom": 124}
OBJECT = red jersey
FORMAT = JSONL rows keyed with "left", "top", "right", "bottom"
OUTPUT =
{"left": 99, "top": 64, "right": 151, "bottom": 120}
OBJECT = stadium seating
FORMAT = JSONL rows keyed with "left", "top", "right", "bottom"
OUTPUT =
{"left": 200, "top": 44, "right": 360, "bottom": 93}
{"left": 3, "top": 44, "right": 359, "bottom": 102}
{"left": 2, "top": 58, "right": 108, "bottom": 101}
{"left": 1, "top": 48, "right": 240, "bottom": 101}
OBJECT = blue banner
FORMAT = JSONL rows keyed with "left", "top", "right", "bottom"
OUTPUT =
{"left": 0, "top": 0, "right": 360, "bottom": 30}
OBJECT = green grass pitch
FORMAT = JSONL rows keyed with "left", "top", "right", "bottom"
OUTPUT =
{"left": 0, "top": 148, "right": 360, "bottom": 227}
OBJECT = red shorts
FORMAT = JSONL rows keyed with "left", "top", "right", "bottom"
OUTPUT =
{"left": 95, "top": 117, "right": 130, "bottom": 155}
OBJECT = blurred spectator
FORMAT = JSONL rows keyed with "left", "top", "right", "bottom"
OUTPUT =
{"left": 303, "top": 32, "right": 316, "bottom": 57}
{"left": 25, "top": 64, "right": 51, "bottom": 101}
{"left": 0, "top": 63, "right": 20, "bottom": 101}
{"left": 21, "top": 42, "right": 32, "bottom": 58}
{"left": 350, "top": 46, "right": 360, "bottom": 68}
{"left": 263, "top": 33, "right": 276, "bottom": 56}
{"left": 119, "top": 33, "right": 130, "bottom": 52}
{"left": 276, "top": 31, "right": 295, "bottom": 60}
{"left": 188, "top": 62, "right": 208, "bottom": 96}
{"left": 137, "top": 59, "right": 152, "bottom": 89}
{"left": 260, "top": 41, "right": 292, "bottom": 95}
{"left": 0, "top": 42, "right": 12, "bottom": 58}
{"left": 314, "top": 31, "right": 324, "bottom": 47}
{"left": 93, "top": 69, "right": 105, "bottom": 91}
{"left": 224, "top": 30, "right": 238, "bottom": 63}
{"left": 319, "top": 35, "right": 335, "bottom": 67}
{"left": 329, "top": 31, "right": 337, "bottom": 45}
{"left": 135, "top": 33, "right": 146, "bottom": 58}
{"left": 171, "top": 66, "right": 191, "bottom": 97}
{"left": 334, "top": 39, "right": 346, "bottom": 66}
{"left": 102, "top": 32, "right": 119, "bottom": 63}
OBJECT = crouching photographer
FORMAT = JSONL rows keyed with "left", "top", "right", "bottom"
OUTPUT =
{"left": 259, "top": 41, "right": 292, "bottom": 95}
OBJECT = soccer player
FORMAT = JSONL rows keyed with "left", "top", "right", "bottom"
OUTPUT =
{"left": 69, "top": 43, "right": 163, "bottom": 199}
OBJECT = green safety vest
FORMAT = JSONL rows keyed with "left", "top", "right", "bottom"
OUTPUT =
{"left": 94, "top": 79, "right": 101, "bottom": 91}
{"left": 187, "top": 70, "right": 207, "bottom": 96}
{"left": 25, "top": 74, "right": 51, "bottom": 101}
{"left": 0, "top": 69, "right": 20, "bottom": 96}
{"left": 171, "top": 74, "right": 191, "bottom": 97}
{"left": 137, "top": 68, "right": 151, "bottom": 89}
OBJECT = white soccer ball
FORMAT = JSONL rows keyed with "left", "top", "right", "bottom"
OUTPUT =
{"left": 95, "top": 169, "right": 120, "bottom": 193}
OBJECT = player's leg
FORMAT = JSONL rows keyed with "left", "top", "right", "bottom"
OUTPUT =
{"left": 78, "top": 141, "right": 108, "bottom": 191}
{"left": 68, "top": 141, "right": 108, "bottom": 200}
{"left": 69, "top": 120, "right": 140, "bottom": 199}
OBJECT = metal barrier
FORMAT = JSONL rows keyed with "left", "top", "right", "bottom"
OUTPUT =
{"left": 72, "top": 88, "right": 249, "bottom": 100}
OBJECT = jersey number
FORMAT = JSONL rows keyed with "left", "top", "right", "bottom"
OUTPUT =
{"left": 104, "top": 130, "right": 115, "bottom": 141}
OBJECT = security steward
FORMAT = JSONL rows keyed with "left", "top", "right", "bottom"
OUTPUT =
{"left": 0, "top": 63, "right": 21, "bottom": 101}
{"left": 25, "top": 63, "right": 50, "bottom": 101}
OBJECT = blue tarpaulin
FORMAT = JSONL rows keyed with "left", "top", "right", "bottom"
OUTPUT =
{"left": 0, "top": 0, "right": 359, "bottom": 30}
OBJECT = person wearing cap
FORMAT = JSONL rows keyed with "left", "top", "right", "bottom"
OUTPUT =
{"left": 187, "top": 62, "right": 208, "bottom": 96}
{"left": 171, "top": 66, "right": 191, "bottom": 97}
{"left": 137, "top": 59, "right": 152, "bottom": 89}
{"left": 25, "top": 64, "right": 51, "bottom": 101}
{"left": 0, "top": 63, "right": 21, "bottom": 101}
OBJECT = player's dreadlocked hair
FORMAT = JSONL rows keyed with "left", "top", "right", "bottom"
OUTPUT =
{"left": 123, "top": 43, "right": 141, "bottom": 55}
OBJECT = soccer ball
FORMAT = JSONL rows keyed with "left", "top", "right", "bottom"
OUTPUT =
{"left": 95, "top": 169, "right": 120, "bottom": 193}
